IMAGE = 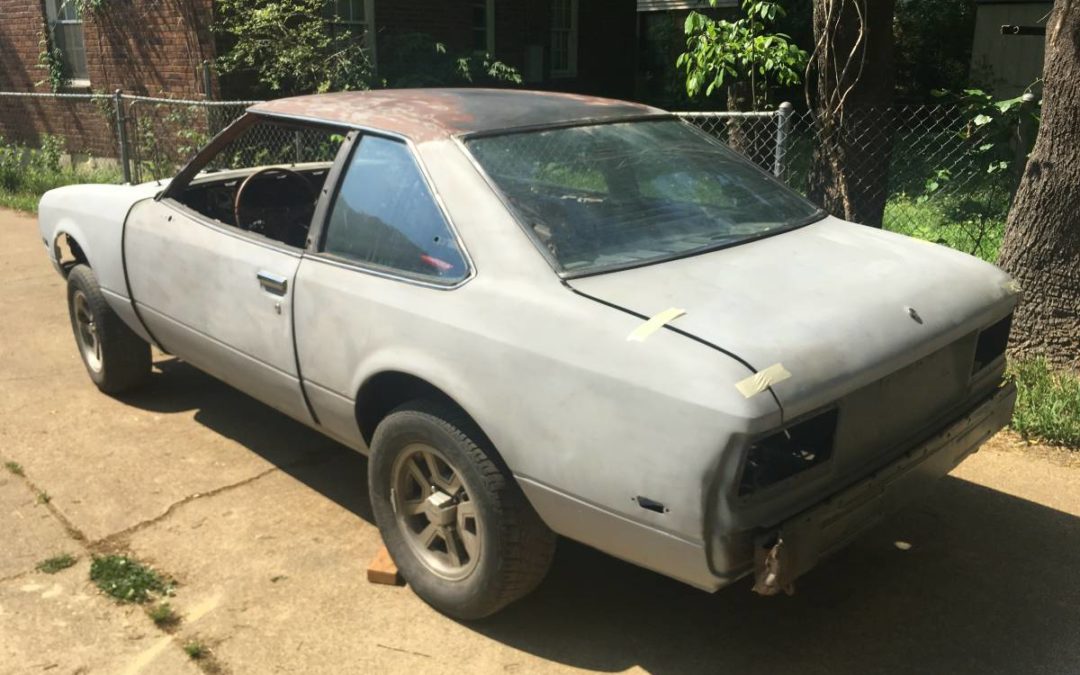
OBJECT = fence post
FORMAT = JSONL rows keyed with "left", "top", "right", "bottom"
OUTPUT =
{"left": 113, "top": 89, "right": 132, "bottom": 184}
{"left": 773, "top": 101, "right": 792, "bottom": 179}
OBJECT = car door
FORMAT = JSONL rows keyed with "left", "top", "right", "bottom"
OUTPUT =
{"left": 124, "top": 198, "right": 311, "bottom": 422}
{"left": 122, "top": 116, "right": 348, "bottom": 424}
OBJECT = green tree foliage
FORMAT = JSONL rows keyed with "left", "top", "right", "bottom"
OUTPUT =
{"left": 215, "top": 0, "right": 375, "bottom": 96}
{"left": 377, "top": 33, "right": 522, "bottom": 88}
{"left": 676, "top": 0, "right": 808, "bottom": 109}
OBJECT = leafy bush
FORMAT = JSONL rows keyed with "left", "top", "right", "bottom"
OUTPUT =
{"left": 377, "top": 33, "right": 522, "bottom": 88}
{"left": 677, "top": 0, "right": 807, "bottom": 108}
{"left": 0, "top": 135, "right": 120, "bottom": 213}
{"left": 1009, "top": 359, "right": 1080, "bottom": 448}
{"left": 215, "top": 0, "right": 375, "bottom": 96}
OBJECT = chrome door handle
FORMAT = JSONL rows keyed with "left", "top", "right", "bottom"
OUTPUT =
{"left": 257, "top": 271, "right": 288, "bottom": 295}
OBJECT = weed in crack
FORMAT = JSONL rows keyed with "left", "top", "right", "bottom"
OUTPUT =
{"left": 36, "top": 553, "right": 77, "bottom": 574}
{"left": 90, "top": 554, "right": 173, "bottom": 603}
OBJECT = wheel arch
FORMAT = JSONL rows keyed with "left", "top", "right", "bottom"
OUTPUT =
{"left": 53, "top": 230, "right": 90, "bottom": 276}
{"left": 354, "top": 370, "right": 499, "bottom": 461}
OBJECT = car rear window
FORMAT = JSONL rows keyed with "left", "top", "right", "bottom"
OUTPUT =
{"left": 465, "top": 119, "right": 823, "bottom": 275}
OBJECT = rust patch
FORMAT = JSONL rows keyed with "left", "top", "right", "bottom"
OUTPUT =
{"left": 752, "top": 536, "right": 797, "bottom": 596}
{"left": 249, "top": 88, "right": 665, "bottom": 142}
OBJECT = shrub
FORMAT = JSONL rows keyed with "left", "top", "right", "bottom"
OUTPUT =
{"left": 0, "top": 135, "right": 120, "bottom": 213}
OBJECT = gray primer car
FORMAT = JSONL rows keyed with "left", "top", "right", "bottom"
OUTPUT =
{"left": 37, "top": 89, "right": 1017, "bottom": 618}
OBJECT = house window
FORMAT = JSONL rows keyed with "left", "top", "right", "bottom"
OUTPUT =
{"left": 472, "top": 0, "right": 496, "bottom": 54}
{"left": 44, "top": 0, "right": 89, "bottom": 84}
{"left": 550, "top": 0, "right": 578, "bottom": 78}
{"left": 327, "top": 0, "right": 377, "bottom": 62}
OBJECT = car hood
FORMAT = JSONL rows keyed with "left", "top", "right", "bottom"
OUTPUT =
{"left": 568, "top": 217, "right": 1017, "bottom": 419}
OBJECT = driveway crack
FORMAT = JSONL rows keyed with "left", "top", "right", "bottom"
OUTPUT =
{"left": 91, "top": 452, "right": 332, "bottom": 551}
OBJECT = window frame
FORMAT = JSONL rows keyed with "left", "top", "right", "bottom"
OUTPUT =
{"left": 550, "top": 0, "right": 579, "bottom": 78}
{"left": 43, "top": 0, "right": 90, "bottom": 87}
{"left": 158, "top": 113, "right": 354, "bottom": 255}
{"left": 160, "top": 111, "right": 473, "bottom": 288}
{"left": 326, "top": 0, "right": 378, "bottom": 68}
{"left": 308, "top": 131, "right": 475, "bottom": 290}
{"left": 472, "top": 0, "right": 496, "bottom": 55}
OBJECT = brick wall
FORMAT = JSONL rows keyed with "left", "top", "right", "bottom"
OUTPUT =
{"left": 0, "top": 0, "right": 638, "bottom": 161}
{"left": 0, "top": 0, "right": 215, "bottom": 159}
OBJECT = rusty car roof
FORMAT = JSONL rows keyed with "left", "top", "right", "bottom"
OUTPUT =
{"left": 248, "top": 89, "right": 667, "bottom": 142}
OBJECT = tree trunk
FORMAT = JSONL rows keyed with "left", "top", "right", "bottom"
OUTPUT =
{"left": 807, "top": 0, "right": 896, "bottom": 228}
{"left": 997, "top": 0, "right": 1080, "bottom": 371}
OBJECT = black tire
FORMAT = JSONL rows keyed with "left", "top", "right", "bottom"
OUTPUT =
{"left": 66, "top": 264, "right": 151, "bottom": 394}
{"left": 369, "top": 399, "right": 556, "bottom": 620}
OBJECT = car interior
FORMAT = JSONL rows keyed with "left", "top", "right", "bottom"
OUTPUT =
{"left": 171, "top": 120, "right": 349, "bottom": 249}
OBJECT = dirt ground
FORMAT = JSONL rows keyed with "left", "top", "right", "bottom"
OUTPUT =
{"left": 1, "top": 206, "right": 1078, "bottom": 675}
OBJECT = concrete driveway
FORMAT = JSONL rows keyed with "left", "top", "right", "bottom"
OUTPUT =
{"left": 2, "top": 206, "right": 1079, "bottom": 674}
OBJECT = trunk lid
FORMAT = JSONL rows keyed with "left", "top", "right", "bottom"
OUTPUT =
{"left": 569, "top": 217, "right": 1016, "bottom": 423}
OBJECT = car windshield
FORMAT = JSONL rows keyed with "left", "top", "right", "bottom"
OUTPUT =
{"left": 465, "top": 118, "right": 824, "bottom": 274}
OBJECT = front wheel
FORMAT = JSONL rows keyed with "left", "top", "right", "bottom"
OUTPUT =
{"left": 66, "top": 265, "right": 151, "bottom": 394}
{"left": 368, "top": 400, "right": 556, "bottom": 619}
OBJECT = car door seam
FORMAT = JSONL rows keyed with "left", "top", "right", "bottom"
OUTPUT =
{"left": 119, "top": 199, "right": 170, "bottom": 353}
{"left": 292, "top": 255, "right": 321, "bottom": 426}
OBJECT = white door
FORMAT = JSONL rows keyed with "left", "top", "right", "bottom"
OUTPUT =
{"left": 124, "top": 197, "right": 312, "bottom": 424}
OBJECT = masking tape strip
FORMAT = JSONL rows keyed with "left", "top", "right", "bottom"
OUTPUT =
{"left": 735, "top": 363, "right": 791, "bottom": 398}
{"left": 626, "top": 307, "right": 686, "bottom": 342}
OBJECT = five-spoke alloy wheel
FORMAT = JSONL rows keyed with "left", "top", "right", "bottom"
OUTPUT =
{"left": 391, "top": 444, "right": 482, "bottom": 579}
{"left": 369, "top": 400, "right": 556, "bottom": 619}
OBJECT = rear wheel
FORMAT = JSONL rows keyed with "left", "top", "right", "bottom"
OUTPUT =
{"left": 66, "top": 265, "right": 151, "bottom": 394}
{"left": 369, "top": 400, "right": 556, "bottom": 619}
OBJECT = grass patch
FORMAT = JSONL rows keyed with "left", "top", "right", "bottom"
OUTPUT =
{"left": 90, "top": 554, "right": 171, "bottom": 604}
{"left": 183, "top": 640, "right": 208, "bottom": 659}
{"left": 0, "top": 135, "right": 121, "bottom": 214}
{"left": 37, "top": 491, "right": 51, "bottom": 504}
{"left": 884, "top": 194, "right": 1005, "bottom": 263}
{"left": 4, "top": 461, "right": 23, "bottom": 476}
{"left": 36, "top": 553, "right": 77, "bottom": 574}
{"left": 1009, "top": 358, "right": 1080, "bottom": 448}
{"left": 147, "top": 602, "right": 181, "bottom": 629}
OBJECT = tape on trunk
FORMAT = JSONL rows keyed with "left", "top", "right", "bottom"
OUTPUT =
{"left": 735, "top": 363, "right": 791, "bottom": 398}
{"left": 626, "top": 308, "right": 686, "bottom": 342}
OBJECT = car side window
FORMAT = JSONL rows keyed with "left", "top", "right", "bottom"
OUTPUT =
{"left": 322, "top": 136, "right": 467, "bottom": 283}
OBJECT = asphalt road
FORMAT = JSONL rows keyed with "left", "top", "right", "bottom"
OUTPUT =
{"left": 2, "top": 207, "right": 1079, "bottom": 674}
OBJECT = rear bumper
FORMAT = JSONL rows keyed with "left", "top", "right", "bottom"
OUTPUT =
{"left": 751, "top": 382, "right": 1016, "bottom": 594}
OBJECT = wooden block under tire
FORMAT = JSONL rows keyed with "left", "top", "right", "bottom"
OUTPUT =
{"left": 367, "top": 545, "right": 405, "bottom": 586}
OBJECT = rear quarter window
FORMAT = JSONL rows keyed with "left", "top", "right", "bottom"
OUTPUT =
{"left": 322, "top": 136, "right": 467, "bottom": 283}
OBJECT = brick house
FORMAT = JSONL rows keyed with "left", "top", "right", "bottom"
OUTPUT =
{"left": 0, "top": 0, "right": 636, "bottom": 160}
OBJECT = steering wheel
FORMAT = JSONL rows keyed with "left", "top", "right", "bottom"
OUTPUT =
{"left": 233, "top": 167, "right": 316, "bottom": 247}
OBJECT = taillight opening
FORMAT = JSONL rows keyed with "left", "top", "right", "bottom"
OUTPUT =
{"left": 738, "top": 409, "right": 838, "bottom": 497}
{"left": 972, "top": 314, "right": 1012, "bottom": 375}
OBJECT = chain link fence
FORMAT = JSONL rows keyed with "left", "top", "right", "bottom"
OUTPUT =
{"left": 678, "top": 104, "right": 1022, "bottom": 259}
{"left": 1, "top": 91, "right": 1025, "bottom": 259}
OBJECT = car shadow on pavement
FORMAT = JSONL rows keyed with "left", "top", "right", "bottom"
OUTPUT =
{"left": 475, "top": 477, "right": 1080, "bottom": 675}
{"left": 120, "top": 359, "right": 1078, "bottom": 675}
{"left": 120, "top": 357, "right": 375, "bottom": 523}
